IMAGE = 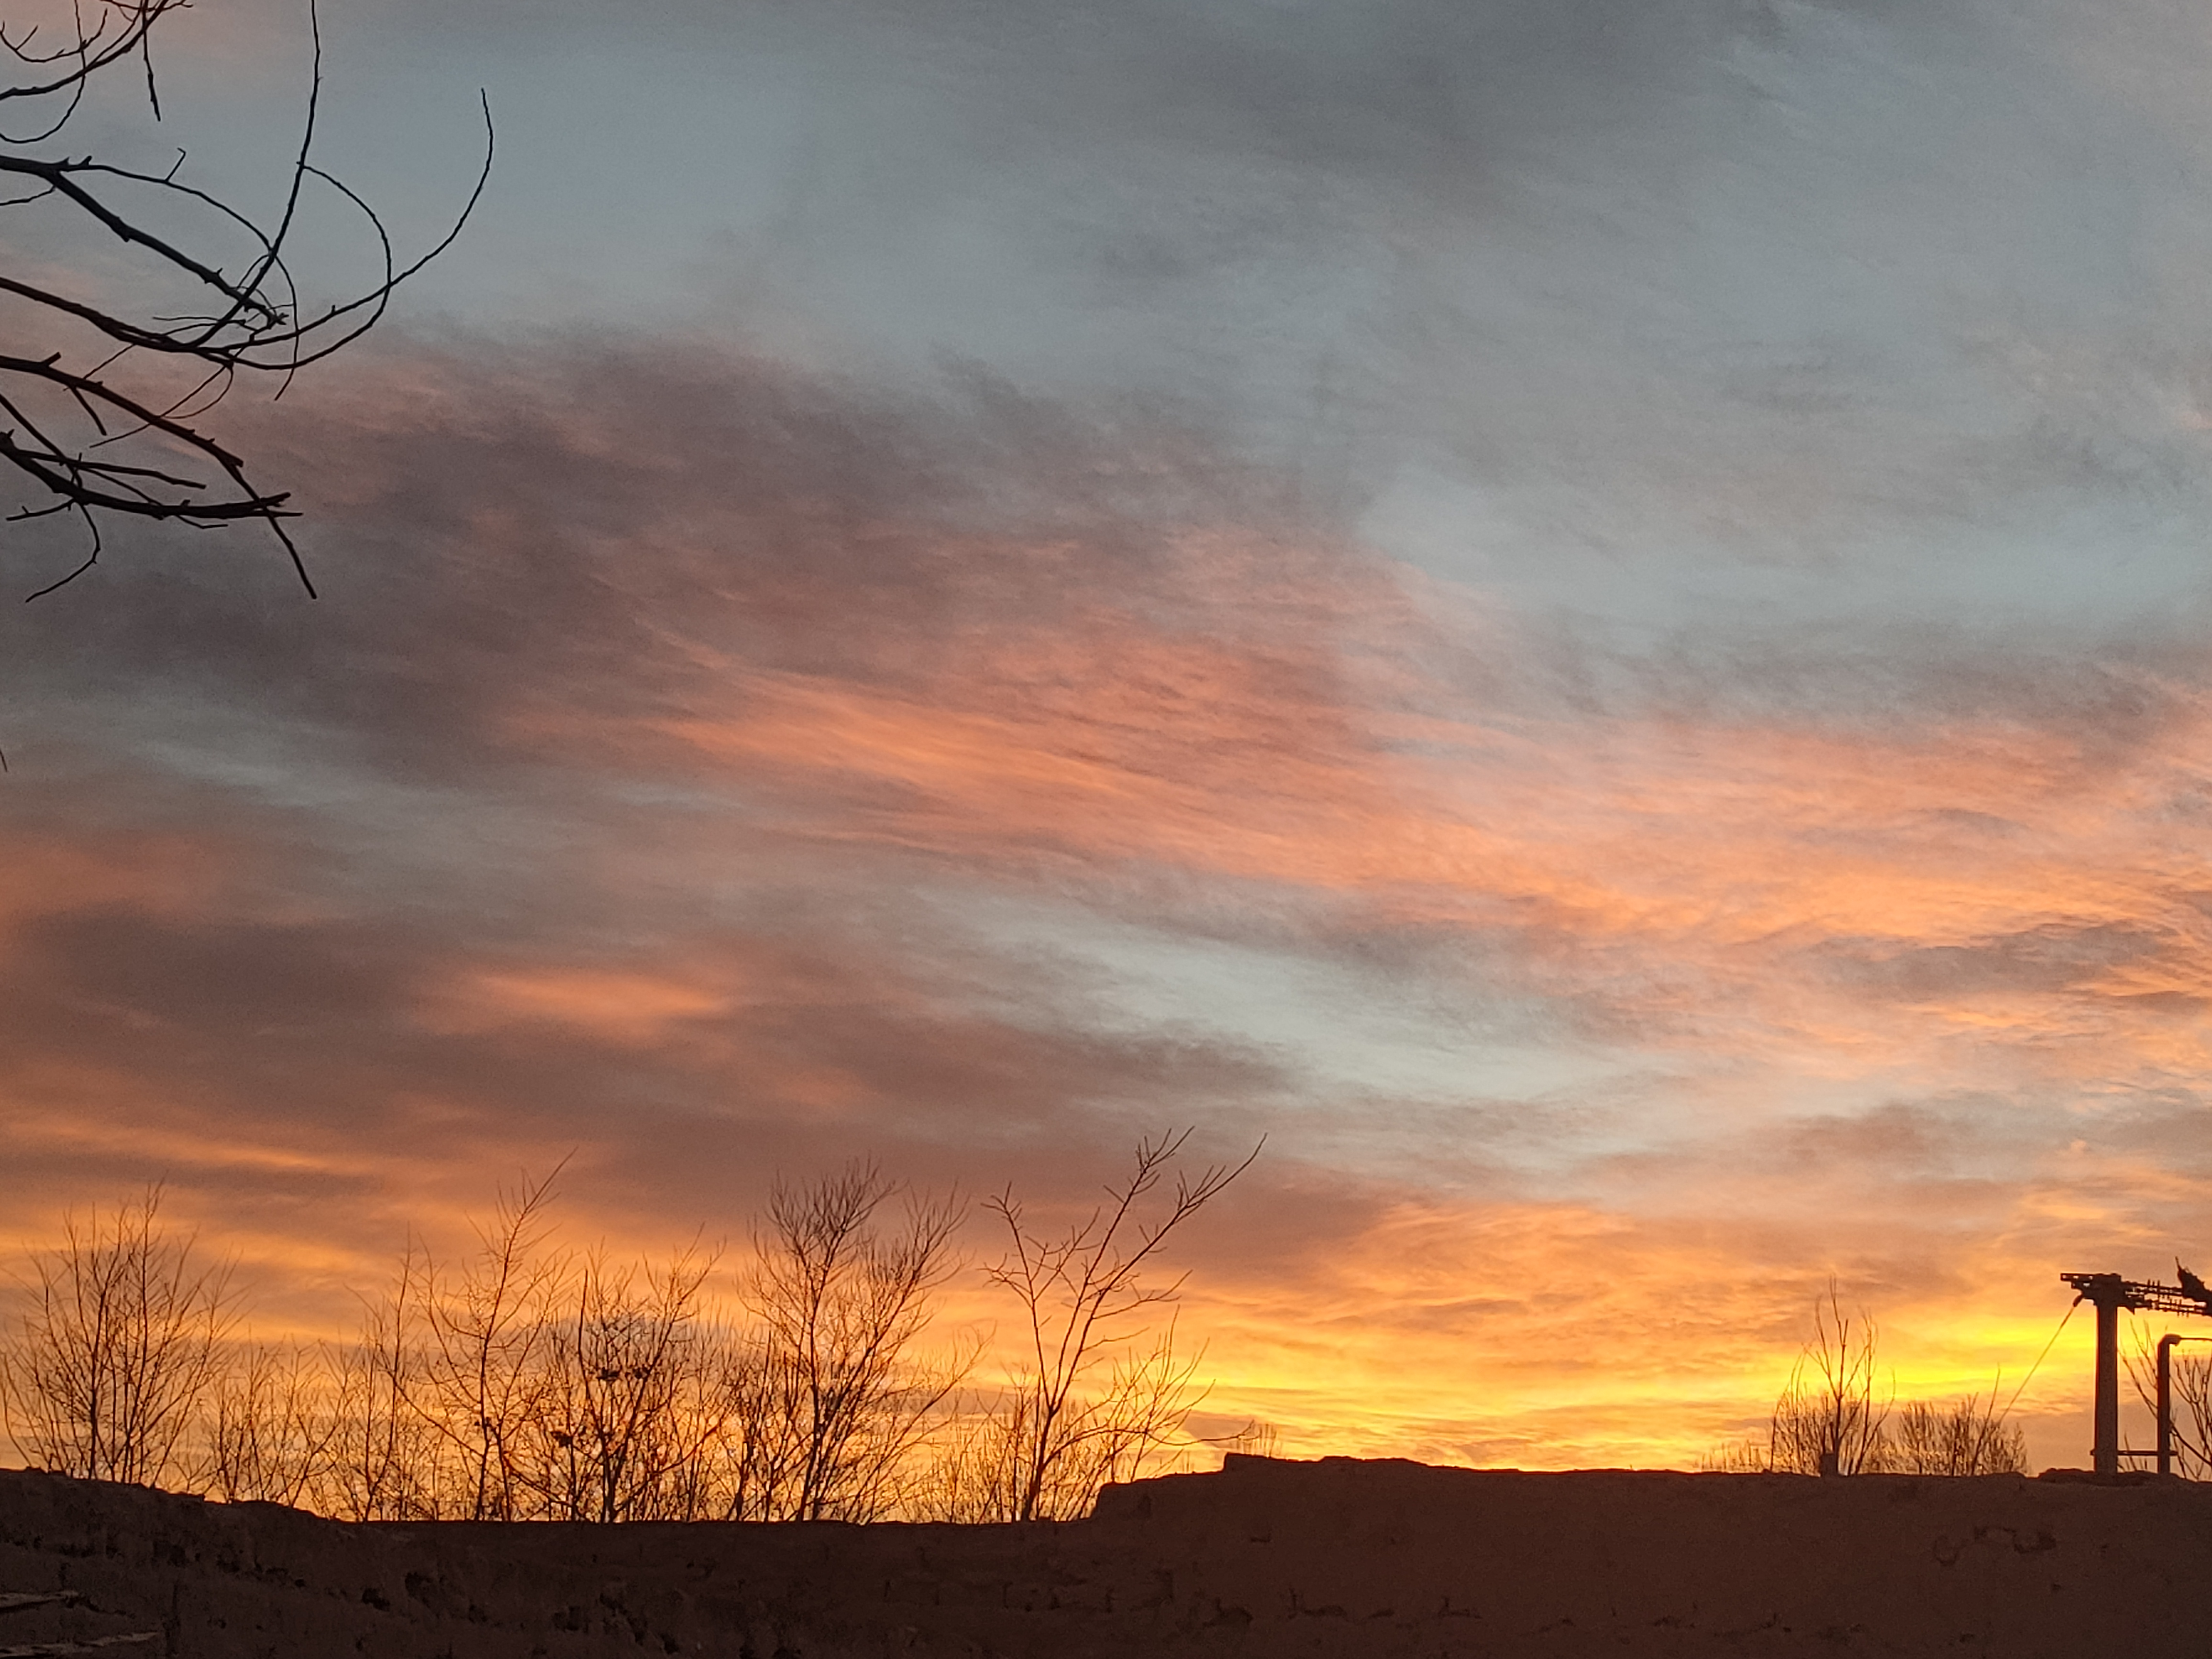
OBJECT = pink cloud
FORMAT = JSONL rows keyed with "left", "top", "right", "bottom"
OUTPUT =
{"left": 3, "top": 333, "right": 2208, "bottom": 1469}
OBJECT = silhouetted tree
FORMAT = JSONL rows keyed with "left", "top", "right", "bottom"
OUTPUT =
{"left": 961, "top": 1129, "right": 1259, "bottom": 1521}
{"left": 324, "top": 1260, "right": 444, "bottom": 1519}
{"left": 0, "top": 0, "right": 488, "bottom": 595}
{"left": 1767, "top": 1282, "right": 1890, "bottom": 1476}
{"left": 1692, "top": 1438, "right": 1773, "bottom": 1473}
{"left": 0, "top": 1186, "right": 238, "bottom": 1485}
{"left": 1705, "top": 1313, "right": 2028, "bottom": 1479}
{"left": 740, "top": 1161, "right": 964, "bottom": 1521}
{"left": 1889, "top": 1392, "right": 2026, "bottom": 1476}
{"left": 194, "top": 1340, "right": 344, "bottom": 1504}
{"left": 4, "top": 1153, "right": 1256, "bottom": 1520}
{"left": 396, "top": 1165, "right": 568, "bottom": 1518}
{"left": 520, "top": 1243, "right": 745, "bottom": 1522}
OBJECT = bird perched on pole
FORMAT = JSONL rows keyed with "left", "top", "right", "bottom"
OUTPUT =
{"left": 2178, "top": 1260, "right": 2211, "bottom": 1306}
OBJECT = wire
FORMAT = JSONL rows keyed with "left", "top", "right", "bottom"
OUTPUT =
{"left": 1999, "top": 1299, "right": 2079, "bottom": 1423}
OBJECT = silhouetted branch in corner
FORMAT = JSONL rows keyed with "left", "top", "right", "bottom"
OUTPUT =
{"left": 0, "top": 0, "right": 490, "bottom": 597}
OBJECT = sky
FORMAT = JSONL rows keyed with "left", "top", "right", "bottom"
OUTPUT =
{"left": 7, "top": 0, "right": 2212, "bottom": 1471}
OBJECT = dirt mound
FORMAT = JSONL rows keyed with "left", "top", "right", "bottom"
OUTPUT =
{"left": 2, "top": 1456, "right": 2206, "bottom": 1655}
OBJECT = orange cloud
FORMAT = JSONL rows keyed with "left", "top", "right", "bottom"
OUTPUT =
{"left": 5, "top": 337, "right": 2208, "bottom": 1476}
{"left": 574, "top": 564, "right": 2212, "bottom": 1105}
{"left": 428, "top": 965, "right": 733, "bottom": 1044}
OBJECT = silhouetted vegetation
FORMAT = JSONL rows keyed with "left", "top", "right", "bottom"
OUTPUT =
{"left": 921, "top": 1129, "right": 1256, "bottom": 1521}
{"left": 1766, "top": 1283, "right": 1891, "bottom": 1476}
{"left": 0, "top": 1188, "right": 238, "bottom": 1487}
{"left": 1699, "top": 1284, "right": 2027, "bottom": 1477}
{"left": 0, "top": 1136, "right": 1253, "bottom": 1520}
{"left": 742, "top": 1161, "right": 964, "bottom": 1521}
{"left": 0, "top": 0, "right": 488, "bottom": 594}
{"left": 1889, "top": 1392, "right": 2026, "bottom": 1476}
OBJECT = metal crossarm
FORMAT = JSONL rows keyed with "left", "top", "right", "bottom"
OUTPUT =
{"left": 2061, "top": 1272, "right": 2212, "bottom": 1320}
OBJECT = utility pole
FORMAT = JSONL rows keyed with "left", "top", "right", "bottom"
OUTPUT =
{"left": 2060, "top": 1269, "right": 2212, "bottom": 1475}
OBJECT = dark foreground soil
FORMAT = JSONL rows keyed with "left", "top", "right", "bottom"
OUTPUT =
{"left": 3, "top": 1455, "right": 2207, "bottom": 1657}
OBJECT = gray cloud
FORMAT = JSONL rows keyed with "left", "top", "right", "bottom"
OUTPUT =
{"left": 1816, "top": 924, "right": 2170, "bottom": 1005}
{"left": 0, "top": 336, "right": 1355, "bottom": 1249}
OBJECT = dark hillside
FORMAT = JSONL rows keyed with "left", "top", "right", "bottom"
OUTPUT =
{"left": 2, "top": 1456, "right": 2205, "bottom": 1656}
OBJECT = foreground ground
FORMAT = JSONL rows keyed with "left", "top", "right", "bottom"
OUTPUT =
{"left": 2, "top": 1455, "right": 2206, "bottom": 1656}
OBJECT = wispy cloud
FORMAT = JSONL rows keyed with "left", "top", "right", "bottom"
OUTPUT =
{"left": 1, "top": 324, "right": 2207, "bottom": 1467}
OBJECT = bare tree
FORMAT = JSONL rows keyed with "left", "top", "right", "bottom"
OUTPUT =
{"left": 0, "top": 0, "right": 489, "bottom": 595}
{"left": 1767, "top": 1281, "right": 1890, "bottom": 1476}
{"left": 647, "top": 1312, "right": 759, "bottom": 1522}
{"left": 520, "top": 1244, "right": 742, "bottom": 1522}
{"left": 194, "top": 1340, "right": 346, "bottom": 1505}
{"left": 1709, "top": 1300, "right": 2027, "bottom": 1479}
{"left": 321, "top": 1186, "right": 764, "bottom": 1523}
{"left": 399, "top": 1166, "right": 567, "bottom": 1519}
{"left": 1889, "top": 1392, "right": 2026, "bottom": 1476}
{"left": 1219, "top": 1417, "right": 1280, "bottom": 1460}
{"left": 742, "top": 1161, "right": 965, "bottom": 1521}
{"left": 321, "top": 1260, "right": 453, "bottom": 1520}
{"left": 973, "top": 1129, "right": 1259, "bottom": 1521}
{"left": 935, "top": 1319, "right": 1209, "bottom": 1522}
{"left": 0, "top": 1186, "right": 238, "bottom": 1486}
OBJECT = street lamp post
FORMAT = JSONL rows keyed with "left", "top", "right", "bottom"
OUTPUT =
{"left": 2156, "top": 1334, "right": 2212, "bottom": 1477}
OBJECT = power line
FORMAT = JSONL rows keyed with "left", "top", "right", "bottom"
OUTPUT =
{"left": 2000, "top": 1299, "right": 2079, "bottom": 1423}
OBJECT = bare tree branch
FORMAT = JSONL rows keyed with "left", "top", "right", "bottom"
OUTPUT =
{"left": 1, "top": 0, "right": 490, "bottom": 597}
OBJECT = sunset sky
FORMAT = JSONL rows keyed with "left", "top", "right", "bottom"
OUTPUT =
{"left": 8, "top": 0, "right": 2212, "bottom": 1473}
